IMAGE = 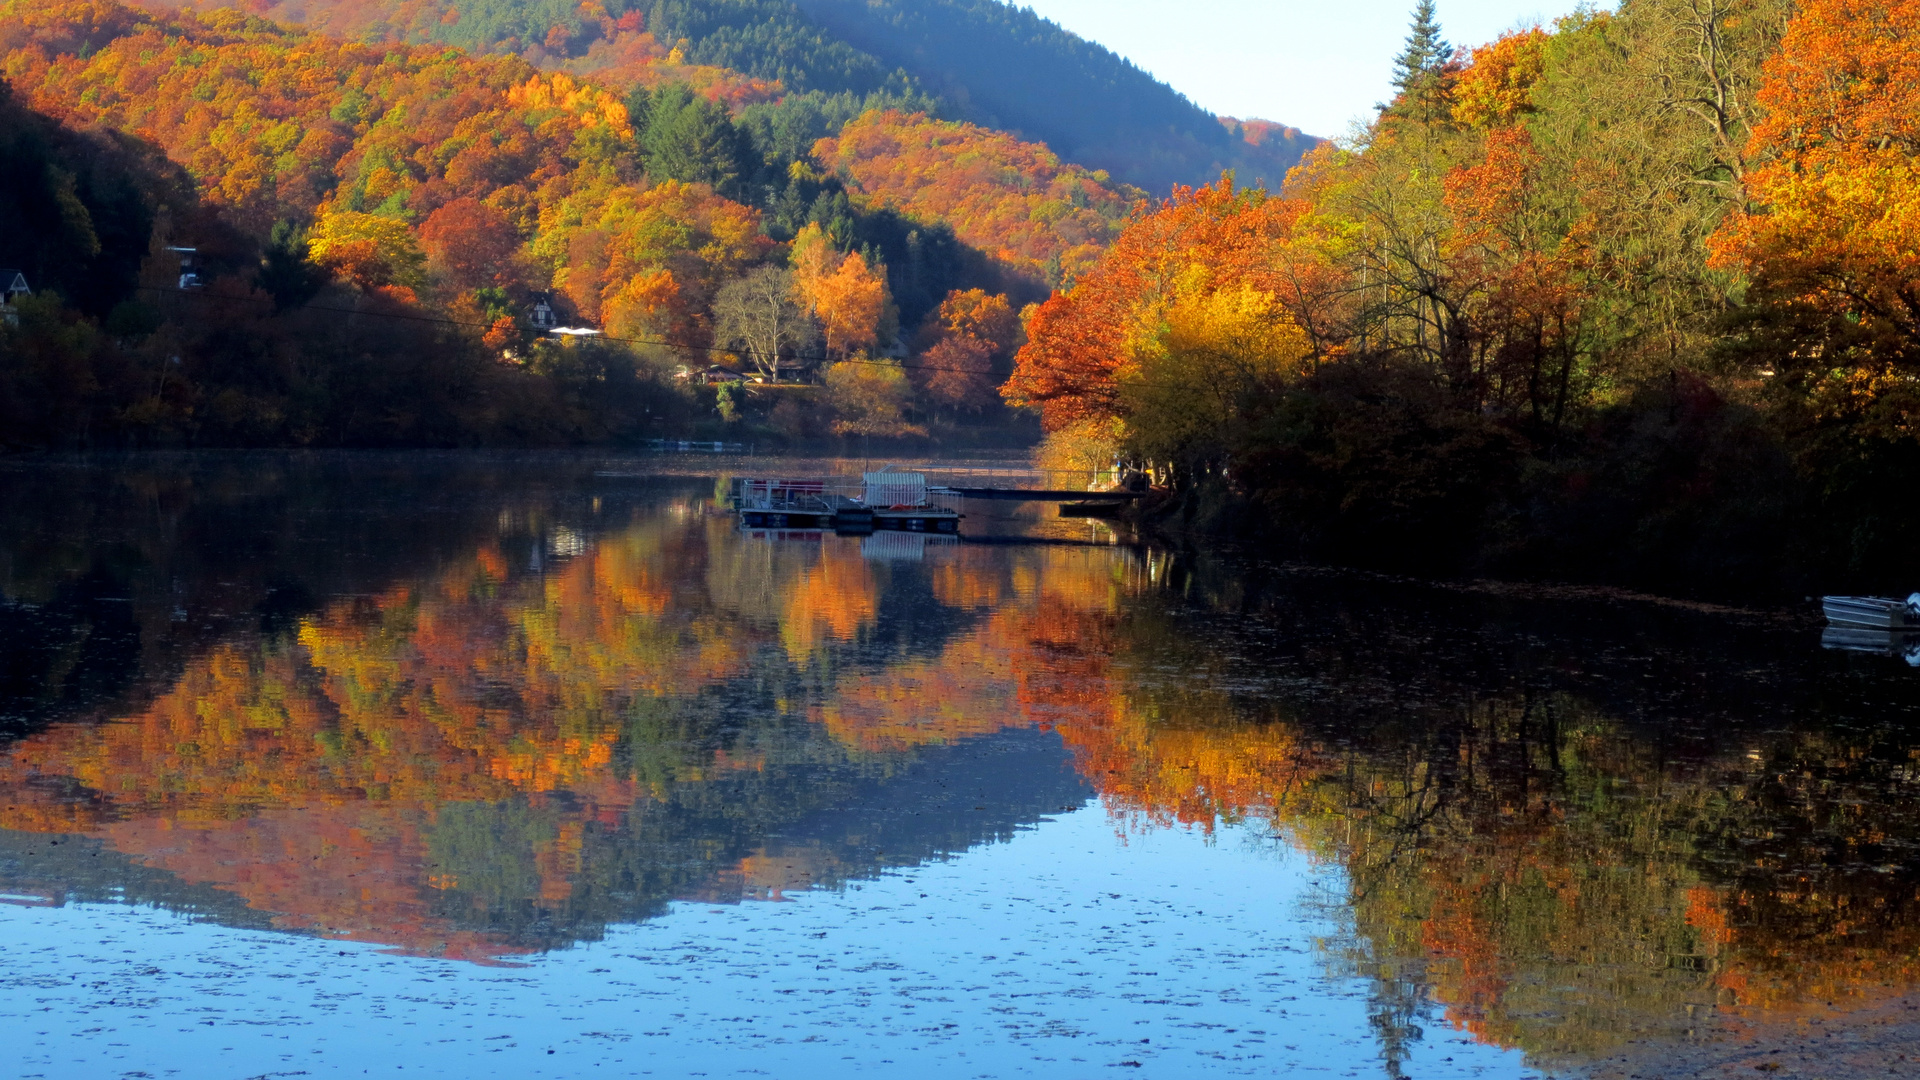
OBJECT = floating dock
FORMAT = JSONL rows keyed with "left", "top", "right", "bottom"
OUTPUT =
{"left": 733, "top": 471, "right": 961, "bottom": 533}
{"left": 731, "top": 466, "right": 1150, "bottom": 535}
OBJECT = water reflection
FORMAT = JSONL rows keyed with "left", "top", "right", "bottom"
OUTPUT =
{"left": 3, "top": 455, "right": 1919, "bottom": 1075}
{"left": 1083, "top": 572, "right": 1920, "bottom": 1075}
{"left": 0, "top": 478, "right": 1120, "bottom": 961}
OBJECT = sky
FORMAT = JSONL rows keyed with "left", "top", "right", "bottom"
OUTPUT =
{"left": 1014, "top": 0, "right": 1595, "bottom": 138}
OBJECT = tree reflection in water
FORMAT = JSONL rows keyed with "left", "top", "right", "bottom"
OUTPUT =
{"left": 1, "top": 457, "right": 1918, "bottom": 1072}
{"left": 0, "top": 502, "right": 1122, "bottom": 959}
{"left": 1064, "top": 567, "right": 1920, "bottom": 1073}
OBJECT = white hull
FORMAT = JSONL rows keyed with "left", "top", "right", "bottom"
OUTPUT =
{"left": 1821, "top": 595, "right": 1920, "bottom": 630}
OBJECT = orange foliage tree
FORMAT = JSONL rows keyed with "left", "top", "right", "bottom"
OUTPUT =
{"left": 1002, "top": 179, "right": 1313, "bottom": 434}
{"left": 419, "top": 196, "right": 520, "bottom": 291}
{"left": 1451, "top": 28, "right": 1548, "bottom": 130}
{"left": 788, "top": 222, "right": 889, "bottom": 357}
{"left": 920, "top": 287, "right": 1020, "bottom": 354}
{"left": 1711, "top": 0, "right": 1920, "bottom": 434}
{"left": 1438, "top": 125, "right": 1592, "bottom": 427}
{"left": 308, "top": 208, "right": 426, "bottom": 290}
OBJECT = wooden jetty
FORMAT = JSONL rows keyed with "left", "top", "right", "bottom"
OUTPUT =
{"left": 928, "top": 466, "right": 1147, "bottom": 519}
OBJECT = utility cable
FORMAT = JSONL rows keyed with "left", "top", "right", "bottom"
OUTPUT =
{"left": 132, "top": 283, "right": 1030, "bottom": 379}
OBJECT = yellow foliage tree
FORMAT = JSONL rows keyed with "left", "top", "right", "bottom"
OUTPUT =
{"left": 1452, "top": 28, "right": 1549, "bottom": 129}
{"left": 307, "top": 209, "right": 427, "bottom": 291}
{"left": 505, "top": 72, "right": 634, "bottom": 141}
{"left": 787, "top": 222, "right": 837, "bottom": 297}
{"left": 535, "top": 179, "right": 767, "bottom": 335}
{"left": 824, "top": 356, "right": 923, "bottom": 437}
{"left": 1123, "top": 278, "right": 1311, "bottom": 468}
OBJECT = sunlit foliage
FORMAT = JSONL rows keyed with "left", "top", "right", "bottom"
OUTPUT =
{"left": 814, "top": 109, "right": 1140, "bottom": 286}
{"left": 999, "top": 0, "right": 1920, "bottom": 593}
{"left": 1711, "top": 0, "right": 1920, "bottom": 441}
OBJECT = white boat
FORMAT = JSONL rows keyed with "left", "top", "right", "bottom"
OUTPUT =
{"left": 1820, "top": 594, "right": 1920, "bottom": 630}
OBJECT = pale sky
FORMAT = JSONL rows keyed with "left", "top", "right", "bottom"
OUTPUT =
{"left": 1015, "top": 0, "right": 1595, "bottom": 138}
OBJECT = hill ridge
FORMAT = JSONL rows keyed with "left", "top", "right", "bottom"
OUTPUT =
{"left": 138, "top": 0, "right": 1318, "bottom": 194}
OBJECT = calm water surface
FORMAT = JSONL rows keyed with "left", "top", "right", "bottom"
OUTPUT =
{"left": 3, "top": 454, "right": 1918, "bottom": 1079}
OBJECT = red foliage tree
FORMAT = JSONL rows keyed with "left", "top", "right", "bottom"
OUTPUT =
{"left": 911, "top": 288, "right": 1019, "bottom": 414}
{"left": 916, "top": 333, "right": 997, "bottom": 413}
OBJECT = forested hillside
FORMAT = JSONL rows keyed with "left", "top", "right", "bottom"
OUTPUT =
{"left": 0, "top": 0, "right": 1068, "bottom": 448}
{"left": 1007, "top": 0, "right": 1920, "bottom": 597}
{"left": 0, "top": 81, "right": 209, "bottom": 319}
{"left": 134, "top": 0, "right": 907, "bottom": 106}
{"left": 138, "top": 0, "right": 1317, "bottom": 194}
{"left": 814, "top": 110, "right": 1138, "bottom": 284}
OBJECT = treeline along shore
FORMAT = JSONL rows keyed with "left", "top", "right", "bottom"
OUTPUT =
{"left": 1007, "top": 0, "right": 1920, "bottom": 601}
{"left": 5, "top": 0, "right": 1920, "bottom": 600}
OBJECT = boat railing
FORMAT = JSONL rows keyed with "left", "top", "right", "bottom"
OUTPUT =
{"left": 730, "top": 475, "right": 962, "bottom": 513}
{"left": 733, "top": 477, "right": 857, "bottom": 512}
{"left": 913, "top": 465, "right": 1122, "bottom": 492}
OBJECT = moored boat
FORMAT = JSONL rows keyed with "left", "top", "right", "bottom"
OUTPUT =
{"left": 1820, "top": 594, "right": 1920, "bottom": 630}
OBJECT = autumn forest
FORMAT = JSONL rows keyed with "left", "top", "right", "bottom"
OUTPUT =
{"left": 2, "top": 0, "right": 1919, "bottom": 596}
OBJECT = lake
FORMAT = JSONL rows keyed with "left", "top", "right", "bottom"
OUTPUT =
{"left": 2, "top": 453, "right": 1917, "bottom": 1079}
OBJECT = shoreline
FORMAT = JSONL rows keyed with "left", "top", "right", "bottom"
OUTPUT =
{"left": 1570, "top": 995, "right": 1920, "bottom": 1079}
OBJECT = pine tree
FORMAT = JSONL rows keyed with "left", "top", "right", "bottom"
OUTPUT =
{"left": 1392, "top": 0, "right": 1451, "bottom": 96}
{"left": 633, "top": 84, "right": 756, "bottom": 201}
{"left": 1384, "top": 0, "right": 1454, "bottom": 126}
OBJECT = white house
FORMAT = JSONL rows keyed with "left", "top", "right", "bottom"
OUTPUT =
{"left": 528, "top": 292, "right": 557, "bottom": 330}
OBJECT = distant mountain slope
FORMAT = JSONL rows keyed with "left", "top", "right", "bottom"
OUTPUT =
{"left": 789, "top": 0, "right": 1318, "bottom": 193}
{"left": 142, "top": 0, "right": 1317, "bottom": 195}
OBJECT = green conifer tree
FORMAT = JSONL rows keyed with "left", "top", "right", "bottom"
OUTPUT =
{"left": 1392, "top": 0, "right": 1451, "bottom": 96}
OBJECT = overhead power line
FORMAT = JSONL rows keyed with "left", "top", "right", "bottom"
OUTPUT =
{"left": 133, "top": 283, "right": 1018, "bottom": 379}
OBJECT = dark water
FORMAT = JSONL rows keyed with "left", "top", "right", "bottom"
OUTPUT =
{"left": 2, "top": 453, "right": 1918, "bottom": 1079}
